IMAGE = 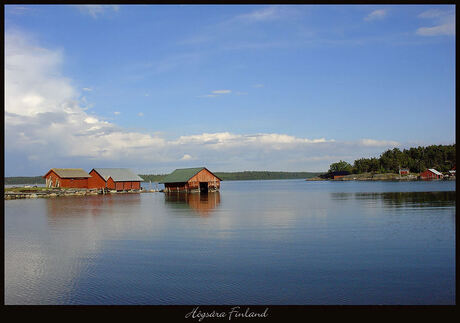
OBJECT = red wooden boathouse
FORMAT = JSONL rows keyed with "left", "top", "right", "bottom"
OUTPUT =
{"left": 88, "top": 168, "right": 143, "bottom": 191}
{"left": 420, "top": 168, "right": 443, "bottom": 180}
{"left": 161, "top": 167, "right": 221, "bottom": 193}
{"left": 43, "top": 168, "right": 91, "bottom": 188}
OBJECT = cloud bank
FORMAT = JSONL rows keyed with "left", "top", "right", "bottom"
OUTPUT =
{"left": 5, "top": 31, "right": 401, "bottom": 175}
{"left": 416, "top": 9, "right": 455, "bottom": 36}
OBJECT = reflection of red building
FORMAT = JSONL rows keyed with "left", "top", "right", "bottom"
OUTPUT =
{"left": 43, "top": 168, "right": 91, "bottom": 188}
{"left": 88, "top": 168, "right": 143, "bottom": 191}
{"left": 420, "top": 168, "right": 443, "bottom": 180}
{"left": 187, "top": 192, "right": 221, "bottom": 217}
{"left": 164, "top": 192, "right": 221, "bottom": 217}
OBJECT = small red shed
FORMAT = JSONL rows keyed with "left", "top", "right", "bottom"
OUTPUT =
{"left": 88, "top": 168, "right": 143, "bottom": 191}
{"left": 399, "top": 168, "right": 410, "bottom": 175}
{"left": 43, "top": 168, "right": 91, "bottom": 188}
{"left": 420, "top": 168, "right": 443, "bottom": 180}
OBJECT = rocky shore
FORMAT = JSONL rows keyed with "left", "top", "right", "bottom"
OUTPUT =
{"left": 4, "top": 187, "right": 159, "bottom": 200}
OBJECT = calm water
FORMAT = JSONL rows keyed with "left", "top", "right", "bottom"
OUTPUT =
{"left": 5, "top": 180, "right": 455, "bottom": 305}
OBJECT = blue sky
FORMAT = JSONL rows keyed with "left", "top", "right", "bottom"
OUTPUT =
{"left": 5, "top": 5, "right": 455, "bottom": 176}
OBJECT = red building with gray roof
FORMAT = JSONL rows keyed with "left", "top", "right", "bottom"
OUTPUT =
{"left": 88, "top": 168, "right": 143, "bottom": 191}
{"left": 43, "top": 168, "right": 91, "bottom": 188}
{"left": 420, "top": 168, "right": 443, "bottom": 180}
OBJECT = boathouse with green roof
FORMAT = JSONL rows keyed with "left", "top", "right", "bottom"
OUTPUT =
{"left": 160, "top": 167, "right": 222, "bottom": 193}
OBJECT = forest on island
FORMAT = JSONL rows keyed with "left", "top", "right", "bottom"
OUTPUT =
{"left": 326, "top": 144, "right": 456, "bottom": 175}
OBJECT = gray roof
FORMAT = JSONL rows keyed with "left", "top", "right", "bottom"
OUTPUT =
{"left": 160, "top": 167, "right": 221, "bottom": 183}
{"left": 92, "top": 168, "right": 143, "bottom": 182}
{"left": 44, "top": 168, "right": 90, "bottom": 178}
{"left": 428, "top": 168, "right": 443, "bottom": 176}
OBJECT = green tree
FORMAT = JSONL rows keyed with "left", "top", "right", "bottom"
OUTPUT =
{"left": 354, "top": 158, "right": 371, "bottom": 173}
{"left": 329, "top": 160, "right": 353, "bottom": 173}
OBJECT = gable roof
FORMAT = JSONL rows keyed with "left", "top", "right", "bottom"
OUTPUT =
{"left": 91, "top": 168, "right": 143, "bottom": 182}
{"left": 160, "top": 167, "right": 221, "bottom": 183}
{"left": 44, "top": 168, "right": 90, "bottom": 178}
{"left": 428, "top": 168, "right": 443, "bottom": 176}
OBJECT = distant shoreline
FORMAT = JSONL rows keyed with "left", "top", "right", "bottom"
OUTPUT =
{"left": 307, "top": 172, "right": 456, "bottom": 182}
{"left": 4, "top": 171, "right": 323, "bottom": 185}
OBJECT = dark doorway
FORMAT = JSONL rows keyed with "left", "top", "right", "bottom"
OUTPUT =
{"left": 199, "top": 182, "right": 208, "bottom": 193}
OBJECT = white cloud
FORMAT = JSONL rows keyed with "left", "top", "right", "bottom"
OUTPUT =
{"left": 198, "top": 89, "right": 232, "bottom": 98}
{"left": 359, "top": 139, "right": 399, "bottom": 147}
{"left": 172, "top": 132, "right": 335, "bottom": 150}
{"left": 211, "top": 89, "right": 231, "bottom": 94}
{"left": 138, "top": 112, "right": 144, "bottom": 117}
{"left": 4, "top": 31, "right": 404, "bottom": 175}
{"left": 5, "top": 31, "right": 166, "bottom": 170}
{"left": 82, "top": 87, "right": 92, "bottom": 92}
{"left": 234, "top": 6, "right": 302, "bottom": 23}
{"left": 75, "top": 5, "right": 119, "bottom": 18}
{"left": 7, "top": 6, "right": 32, "bottom": 15}
{"left": 237, "top": 6, "right": 279, "bottom": 22}
{"left": 364, "top": 9, "right": 388, "bottom": 21}
{"left": 416, "top": 9, "right": 455, "bottom": 36}
{"left": 418, "top": 9, "right": 448, "bottom": 19}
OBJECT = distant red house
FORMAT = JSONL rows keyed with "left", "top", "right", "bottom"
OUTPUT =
{"left": 399, "top": 168, "right": 410, "bottom": 175}
{"left": 420, "top": 168, "right": 443, "bottom": 180}
{"left": 88, "top": 168, "right": 143, "bottom": 191}
{"left": 327, "top": 171, "right": 351, "bottom": 180}
{"left": 43, "top": 168, "right": 91, "bottom": 188}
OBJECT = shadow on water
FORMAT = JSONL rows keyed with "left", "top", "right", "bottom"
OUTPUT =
{"left": 330, "top": 191, "right": 456, "bottom": 208}
{"left": 164, "top": 191, "right": 221, "bottom": 217}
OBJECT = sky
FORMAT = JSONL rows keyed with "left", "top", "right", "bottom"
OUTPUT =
{"left": 4, "top": 5, "right": 456, "bottom": 176}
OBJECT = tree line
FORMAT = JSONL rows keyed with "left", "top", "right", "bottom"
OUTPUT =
{"left": 4, "top": 176, "right": 45, "bottom": 185}
{"left": 327, "top": 144, "right": 456, "bottom": 175}
{"left": 139, "top": 171, "right": 322, "bottom": 182}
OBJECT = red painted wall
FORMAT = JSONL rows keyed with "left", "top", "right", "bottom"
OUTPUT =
{"left": 107, "top": 177, "right": 116, "bottom": 190}
{"left": 44, "top": 170, "right": 88, "bottom": 188}
{"left": 88, "top": 170, "right": 107, "bottom": 189}
{"left": 188, "top": 169, "right": 221, "bottom": 190}
{"left": 164, "top": 183, "right": 187, "bottom": 192}
{"left": 164, "top": 169, "right": 220, "bottom": 192}
{"left": 113, "top": 181, "right": 140, "bottom": 191}
{"left": 420, "top": 170, "right": 442, "bottom": 179}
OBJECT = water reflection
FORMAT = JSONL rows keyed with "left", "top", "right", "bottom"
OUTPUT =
{"left": 46, "top": 194, "right": 141, "bottom": 219}
{"left": 5, "top": 181, "right": 455, "bottom": 305}
{"left": 331, "top": 191, "right": 456, "bottom": 208}
{"left": 164, "top": 192, "right": 221, "bottom": 217}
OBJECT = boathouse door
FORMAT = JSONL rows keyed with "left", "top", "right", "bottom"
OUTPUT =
{"left": 199, "top": 182, "right": 208, "bottom": 193}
